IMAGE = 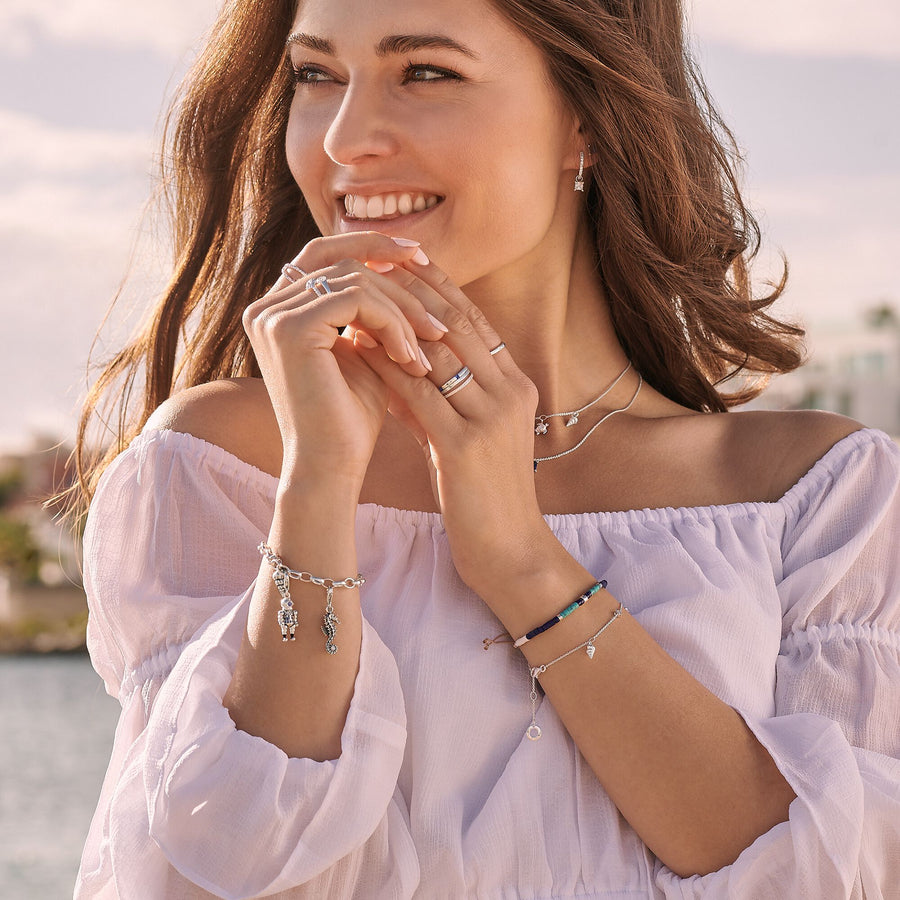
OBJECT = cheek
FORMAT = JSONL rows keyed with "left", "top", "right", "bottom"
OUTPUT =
{"left": 284, "top": 113, "right": 314, "bottom": 189}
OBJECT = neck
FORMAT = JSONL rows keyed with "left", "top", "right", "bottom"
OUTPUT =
{"left": 460, "top": 223, "right": 632, "bottom": 414}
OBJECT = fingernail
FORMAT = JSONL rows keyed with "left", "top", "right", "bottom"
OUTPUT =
{"left": 426, "top": 312, "right": 449, "bottom": 333}
{"left": 392, "top": 237, "right": 420, "bottom": 248}
{"left": 418, "top": 347, "right": 432, "bottom": 371}
{"left": 405, "top": 339, "right": 417, "bottom": 362}
{"left": 355, "top": 331, "right": 378, "bottom": 349}
{"left": 366, "top": 261, "right": 395, "bottom": 273}
{"left": 411, "top": 248, "right": 430, "bottom": 265}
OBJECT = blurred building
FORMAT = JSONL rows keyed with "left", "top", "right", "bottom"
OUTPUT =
{"left": 752, "top": 311, "right": 900, "bottom": 436}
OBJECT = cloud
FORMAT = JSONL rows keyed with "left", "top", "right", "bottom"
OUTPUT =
{"left": 751, "top": 173, "right": 900, "bottom": 324}
{"left": 0, "top": 0, "right": 220, "bottom": 57}
{"left": 0, "top": 111, "right": 167, "bottom": 444}
{"left": 3, "top": 0, "right": 898, "bottom": 63}
{"left": 0, "top": 110, "right": 154, "bottom": 238}
{"left": 689, "top": 0, "right": 900, "bottom": 60}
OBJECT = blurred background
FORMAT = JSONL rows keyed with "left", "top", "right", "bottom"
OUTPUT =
{"left": 0, "top": 0, "right": 898, "bottom": 894}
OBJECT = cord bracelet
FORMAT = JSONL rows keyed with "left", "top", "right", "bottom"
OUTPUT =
{"left": 258, "top": 542, "right": 365, "bottom": 654}
{"left": 482, "top": 580, "right": 607, "bottom": 650}
{"left": 526, "top": 601, "right": 627, "bottom": 741}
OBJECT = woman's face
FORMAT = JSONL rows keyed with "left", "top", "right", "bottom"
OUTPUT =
{"left": 284, "top": 0, "right": 581, "bottom": 288}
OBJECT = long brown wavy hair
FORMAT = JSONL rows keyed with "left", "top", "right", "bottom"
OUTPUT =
{"left": 72, "top": 0, "right": 803, "bottom": 511}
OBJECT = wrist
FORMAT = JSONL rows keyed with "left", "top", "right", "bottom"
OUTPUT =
{"left": 462, "top": 526, "right": 594, "bottom": 632}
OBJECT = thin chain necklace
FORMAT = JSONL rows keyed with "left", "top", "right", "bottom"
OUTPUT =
{"left": 534, "top": 362, "right": 632, "bottom": 435}
{"left": 533, "top": 374, "right": 643, "bottom": 472}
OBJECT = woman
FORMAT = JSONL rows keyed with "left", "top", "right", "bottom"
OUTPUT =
{"left": 75, "top": 0, "right": 900, "bottom": 897}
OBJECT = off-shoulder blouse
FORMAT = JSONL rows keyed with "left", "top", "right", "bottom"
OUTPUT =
{"left": 75, "top": 427, "right": 900, "bottom": 899}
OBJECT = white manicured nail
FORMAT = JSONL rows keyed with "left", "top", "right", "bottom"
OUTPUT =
{"left": 426, "top": 313, "right": 449, "bottom": 333}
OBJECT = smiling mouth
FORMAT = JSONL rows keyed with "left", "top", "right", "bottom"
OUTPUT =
{"left": 343, "top": 192, "right": 442, "bottom": 221}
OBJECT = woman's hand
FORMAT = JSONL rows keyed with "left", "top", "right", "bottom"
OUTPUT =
{"left": 353, "top": 260, "right": 557, "bottom": 598}
{"left": 242, "top": 232, "right": 446, "bottom": 487}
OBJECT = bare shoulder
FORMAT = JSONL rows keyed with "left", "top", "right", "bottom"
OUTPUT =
{"left": 721, "top": 408, "right": 865, "bottom": 501}
{"left": 144, "top": 377, "right": 282, "bottom": 478}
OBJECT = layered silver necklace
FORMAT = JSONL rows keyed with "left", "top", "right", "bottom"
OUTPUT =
{"left": 533, "top": 363, "right": 642, "bottom": 471}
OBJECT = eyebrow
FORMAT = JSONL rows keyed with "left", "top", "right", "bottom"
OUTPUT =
{"left": 285, "top": 32, "right": 479, "bottom": 60}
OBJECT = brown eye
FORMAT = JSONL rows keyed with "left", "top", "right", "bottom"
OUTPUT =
{"left": 402, "top": 64, "right": 461, "bottom": 83}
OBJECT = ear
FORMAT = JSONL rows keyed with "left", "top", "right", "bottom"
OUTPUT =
{"left": 563, "top": 119, "right": 592, "bottom": 172}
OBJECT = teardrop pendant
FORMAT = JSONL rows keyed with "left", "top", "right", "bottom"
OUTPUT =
{"left": 585, "top": 643, "right": 596, "bottom": 659}
{"left": 566, "top": 415, "right": 579, "bottom": 427}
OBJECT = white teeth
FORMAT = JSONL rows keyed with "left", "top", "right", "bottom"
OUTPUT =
{"left": 343, "top": 192, "right": 439, "bottom": 220}
{"left": 366, "top": 195, "right": 384, "bottom": 218}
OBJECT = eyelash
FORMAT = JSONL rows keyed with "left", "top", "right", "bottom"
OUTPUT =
{"left": 288, "top": 61, "right": 462, "bottom": 86}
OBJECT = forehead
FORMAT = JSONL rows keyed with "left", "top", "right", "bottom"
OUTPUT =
{"left": 290, "top": 0, "right": 526, "bottom": 55}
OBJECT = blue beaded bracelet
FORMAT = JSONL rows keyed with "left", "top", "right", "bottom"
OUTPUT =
{"left": 512, "top": 580, "right": 607, "bottom": 648}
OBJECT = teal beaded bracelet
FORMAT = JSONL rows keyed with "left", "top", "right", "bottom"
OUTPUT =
{"left": 513, "top": 580, "right": 607, "bottom": 648}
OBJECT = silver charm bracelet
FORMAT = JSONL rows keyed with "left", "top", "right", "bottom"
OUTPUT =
{"left": 525, "top": 601, "right": 628, "bottom": 741}
{"left": 258, "top": 542, "right": 365, "bottom": 654}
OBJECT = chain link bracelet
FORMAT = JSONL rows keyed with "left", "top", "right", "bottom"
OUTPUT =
{"left": 258, "top": 542, "right": 365, "bottom": 654}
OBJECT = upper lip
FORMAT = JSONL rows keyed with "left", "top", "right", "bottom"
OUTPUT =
{"left": 333, "top": 184, "right": 441, "bottom": 199}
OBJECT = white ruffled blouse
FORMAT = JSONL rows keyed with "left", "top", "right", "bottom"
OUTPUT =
{"left": 75, "top": 426, "right": 900, "bottom": 899}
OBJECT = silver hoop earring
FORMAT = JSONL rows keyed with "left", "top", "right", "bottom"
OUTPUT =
{"left": 574, "top": 151, "right": 585, "bottom": 192}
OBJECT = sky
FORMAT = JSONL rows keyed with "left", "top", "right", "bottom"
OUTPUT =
{"left": 1, "top": 0, "right": 898, "bottom": 447}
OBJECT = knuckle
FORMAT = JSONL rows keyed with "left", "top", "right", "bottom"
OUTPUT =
{"left": 241, "top": 303, "right": 258, "bottom": 334}
{"left": 453, "top": 316, "right": 476, "bottom": 339}
{"left": 517, "top": 378, "right": 540, "bottom": 411}
{"left": 431, "top": 270, "right": 454, "bottom": 293}
{"left": 441, "top": 306, "right": 470, "bottom": 333}
{"left": 424, "top": 341, "right": 459, "bottom": 369}
{"left": 467, "top": 306, "right": 492, "bottom": 333}
{"left": 409, "top": 374, "right": 437, "bottom": 402}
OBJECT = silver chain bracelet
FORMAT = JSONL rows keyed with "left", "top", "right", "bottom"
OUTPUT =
{"left": 258, "top": 542, "right": 365, "bottom": 654}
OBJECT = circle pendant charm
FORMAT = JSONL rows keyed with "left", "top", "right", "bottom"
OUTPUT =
{"left": 526, "top": 724, "right": 543, "bottom": 741}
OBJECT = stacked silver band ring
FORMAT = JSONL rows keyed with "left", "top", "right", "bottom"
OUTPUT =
{"left": 281, "top": 263, "right": 307, "bottom": 283}
{"left": 439, "top": 366, "right": 475, "bottom": 398}
{"left": 306, "top": 275, "right": 333, "bottom": 297}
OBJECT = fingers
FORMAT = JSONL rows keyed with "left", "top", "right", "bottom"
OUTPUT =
{"left": 380, "top": 261, "right": 512, "bottom": 387}
{"left": 245, "top": 265, "right": 427, "bottom": 371}
{"left": 273, "top": 232, "right": 431, "bottom": 292}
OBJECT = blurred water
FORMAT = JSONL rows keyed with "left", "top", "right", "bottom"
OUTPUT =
{"left": 0, "top": 654, "right": 119, "bottom": 899}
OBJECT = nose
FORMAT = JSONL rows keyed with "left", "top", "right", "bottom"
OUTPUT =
{"left": 323, "top": 82, "right": 400, "bottom": 166}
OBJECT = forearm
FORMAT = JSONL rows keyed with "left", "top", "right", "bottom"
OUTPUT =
{"left": 223, "top": 478, "right": 363, "bottom": 762}
{"left": 481, "top": 543, "right": 796, "bottom": 878}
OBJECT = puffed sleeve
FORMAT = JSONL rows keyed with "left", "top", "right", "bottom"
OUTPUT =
{"left": 75, "top": 429, "right": 414, "bottom": 900}
{"left": 656, "top": 429, "right": 900, "bottom": 899}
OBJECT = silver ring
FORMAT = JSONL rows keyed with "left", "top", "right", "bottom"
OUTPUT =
{"left": 281, "top": 263, "right": 307, "bottom": 283}
{"left": 439, "top": 366, "right": 471, "bottom": 395}
{"left": 489, "top": 342, "right": 506, "bottom": 356}
{"left": 306, "top": 275, "right": 333, "bottom": 297}
{"left": 441, "top": 372, "right": 474, "bottom": 398}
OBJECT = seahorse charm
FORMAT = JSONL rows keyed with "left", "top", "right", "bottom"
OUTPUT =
{"left": 322, "top": 607, "right": 341, "bottom": 654}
